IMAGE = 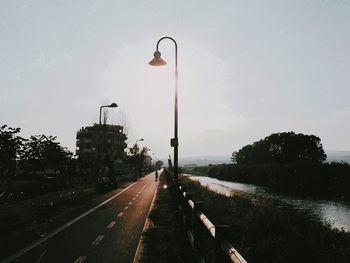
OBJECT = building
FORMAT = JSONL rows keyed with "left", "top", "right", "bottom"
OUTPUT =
{"left": 76, "top": 124, "right": 127, "bottom": 171}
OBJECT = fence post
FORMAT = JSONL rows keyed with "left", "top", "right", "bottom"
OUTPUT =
{"left": 177, "top": 184, "right": 183, "bottom": 212}
{"left": 185, "top": 192, "right": 193, "bottom": 229}
{"left": 193, "top": 201, "right": 203, "bottom": 259}
{"left": 180, "top": 186, "right": 186, "bottom": 209}
{"left": 215, "top": 225, "right": 230, "bottom": 263}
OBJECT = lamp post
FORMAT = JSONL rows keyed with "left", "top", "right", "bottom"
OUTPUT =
{"left": 135, "top": 138, "right": 144, "bottom": 144}
{"left": 149, "top": 36, "right": 179, "bottom": 185}
{"left": 97, "top": 102, "right": 118, "bottom": 173}
{"left": 128, "top": 138, "right": 144, "bottom": 155}
{"left": 99, "top": 102, "right": 118, "bottom": 125}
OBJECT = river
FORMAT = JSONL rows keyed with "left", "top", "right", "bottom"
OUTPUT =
{"left": 186, "top": 175, "right": 350, "bottom": 232}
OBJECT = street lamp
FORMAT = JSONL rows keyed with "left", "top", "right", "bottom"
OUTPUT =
{"left": 99, "top": 103, "right": 118, "bottom": 125}
{"left": 149, "top": 36, "right": 179, "bottom": 185}
{"left": 127, "top": 138, "right": 144, "bottom": 154}
{"left": 135, "top": 138, "right": 144, "bottom": 144}
{"left": 130, "top": 138, "right": 144, "bottom": 154}
{"left": 97, "top": 102, "right": 118, "bottom": 171}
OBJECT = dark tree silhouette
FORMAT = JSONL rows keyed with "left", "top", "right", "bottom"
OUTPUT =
{"left": 0, "top": 125, "right": 25, "bottom": 192}
{"left": 21, "top": 135, "right": 72, "bottom": 177}
{"left": 155, "top": 160, "right": 163, "bottom": 169}
{"left": 233, "top": 132, "right": 327, "bottom": 164}
{"left": 128, "top": 144, "right": 150, "bottom": 177}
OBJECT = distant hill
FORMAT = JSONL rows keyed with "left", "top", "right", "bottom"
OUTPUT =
{"left": 160, "top": 151, "right": 350, "bottom": 168}
{"left": 179, "top": 155, "right": 231, "bottom": 167}
{"left": 326, "top": 150, "right": 350, "bottom": 164}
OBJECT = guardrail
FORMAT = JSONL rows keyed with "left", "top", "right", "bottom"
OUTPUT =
{"left": 167, "top": 171, "right": 247, "bottom": 263}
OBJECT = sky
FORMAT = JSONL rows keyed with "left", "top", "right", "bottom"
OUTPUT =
{"left": 1, "top": 0, "right": 350, "bottom": 160}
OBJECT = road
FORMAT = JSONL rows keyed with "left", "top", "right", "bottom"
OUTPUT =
{"left": 3, "top": 171, "right": 160, "bottom": 263}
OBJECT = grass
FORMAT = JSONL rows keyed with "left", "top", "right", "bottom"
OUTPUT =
{"left": 139, "top": 173, "right": 193, "bottom": 263}
{"left": 179, "top": 176, "right": 350, "bottom": 263}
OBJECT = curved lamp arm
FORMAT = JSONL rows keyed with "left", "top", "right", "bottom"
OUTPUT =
{"left": 99, "top": 103, "right": 118, "bottom": 125}
{"left": 155, "top": 36, "right": 178, "bottom": 76}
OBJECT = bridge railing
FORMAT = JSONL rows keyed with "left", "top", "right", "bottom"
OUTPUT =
{"left": 166, "top": 170, "right": 247, "bottom": 263}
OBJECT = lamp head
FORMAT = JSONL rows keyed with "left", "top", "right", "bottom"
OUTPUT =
{"left": 149, "top": 51, "right": 166, "bottom": 66}
{"left": 109, "top": 103, "right": 118, "bottom": 108}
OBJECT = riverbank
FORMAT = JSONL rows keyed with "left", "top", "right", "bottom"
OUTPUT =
{"left": 191, "top": 162, "right": 350, "bottom": 201}
{"left": 179, "top": 175, "right": 350, "bottom": 263}
{"left": 189, "top": 175, "right": 350, "bottom": 231}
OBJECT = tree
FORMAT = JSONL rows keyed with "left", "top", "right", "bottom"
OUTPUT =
{"left": 155, "top": 160, "right": 163, "bottom": 169}
{"left": 233, "top": 132, "right": 327, "bottom": 165}
{"left": 128, "top": 144, "right": 150, "bottom": 177}
{"left": 118, "top": 109, "right": 130, "bottom": 138}
{"left": 0, "top": 125, "right": 25, "bottom": 192}
{"left": 231, "top": 151, "right": 238, "bottom": 164}
{"left": 21, "top": 135, "right": 72, "bottom": 177}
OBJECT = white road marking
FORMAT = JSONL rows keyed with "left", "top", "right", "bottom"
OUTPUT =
{"left": 37, "top": 249, "right": 47, "bottom": 263}
{"left": 117, "top": 212, "right": 124, "bottom": 217}
{"left": 92, "top": 235, "right": 104, "bottom": 246}
{"left": 128, "top": 201, "right": 132, "bottom": 205}
{"left": 2, "top": 179, "right": 141, "bottom": 263}
{"left": 74, "top": 256, "right": 86, "bottom": 263}
{"left": 141, "top": 184, "right": 147, "bottom": 191}
{"left": 132, "top": 197, "right": 136, "bottom": 201}
{"left": 133, "top": 173, "right": 160, "bottom": 263}
{"left": 107, "top": 221, "right": 116, "bottom": 229}
{"left": 124, "top": 206, "right": 129, "bottom": 210}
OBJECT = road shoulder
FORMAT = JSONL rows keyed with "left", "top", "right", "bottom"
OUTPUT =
{"left": 135, "top": 171, "right": 193, "bottom": 263}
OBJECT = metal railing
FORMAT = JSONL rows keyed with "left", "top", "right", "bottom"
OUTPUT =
{"left": 175, "top": 184, "right": 248, "bottom": 263}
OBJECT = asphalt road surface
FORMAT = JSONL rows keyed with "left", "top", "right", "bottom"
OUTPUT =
{"left": 3, "top": 171, "right": 160, "bottom": 263}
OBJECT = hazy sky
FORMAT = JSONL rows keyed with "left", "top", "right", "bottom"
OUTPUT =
{"left": 1, "top": 0, "right": 349, "bottom": 159}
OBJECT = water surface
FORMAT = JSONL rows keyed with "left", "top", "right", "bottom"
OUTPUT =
{"left": 186, "top": 175, "right": 350, "bottom": 232}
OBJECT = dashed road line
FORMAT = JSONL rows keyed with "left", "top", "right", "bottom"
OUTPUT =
{"left": 124, "top": 206, "right": 129, "bottom": 210}
{"left": 132, "top": 197, "right": 136, "bottom": 201}
{"left": 117, "top": 212, "right": 124, "bottom": 217}
{"left": 107, "top": 221, "right": 116, "bottom": 229}
{"left": 128, "top": 201, "right": 132, "bottom": 205}
{"left": 133, "top": 172, "right": 160, "bottom": 263}
{"left": 74, "top": 256, "right": 86, "bottom": 263}
{"left": 92, "top": 235, "right": 104, "bottom": 246}
{"left": 37, "top": 249, "right": 47, "bottom": 262}
{"left": 1, "top": 179, "right": 141, "bottom": 263}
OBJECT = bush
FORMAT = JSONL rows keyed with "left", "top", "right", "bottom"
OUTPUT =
{"left": 179, "top": 176, "right": 350, "bottom": 263}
